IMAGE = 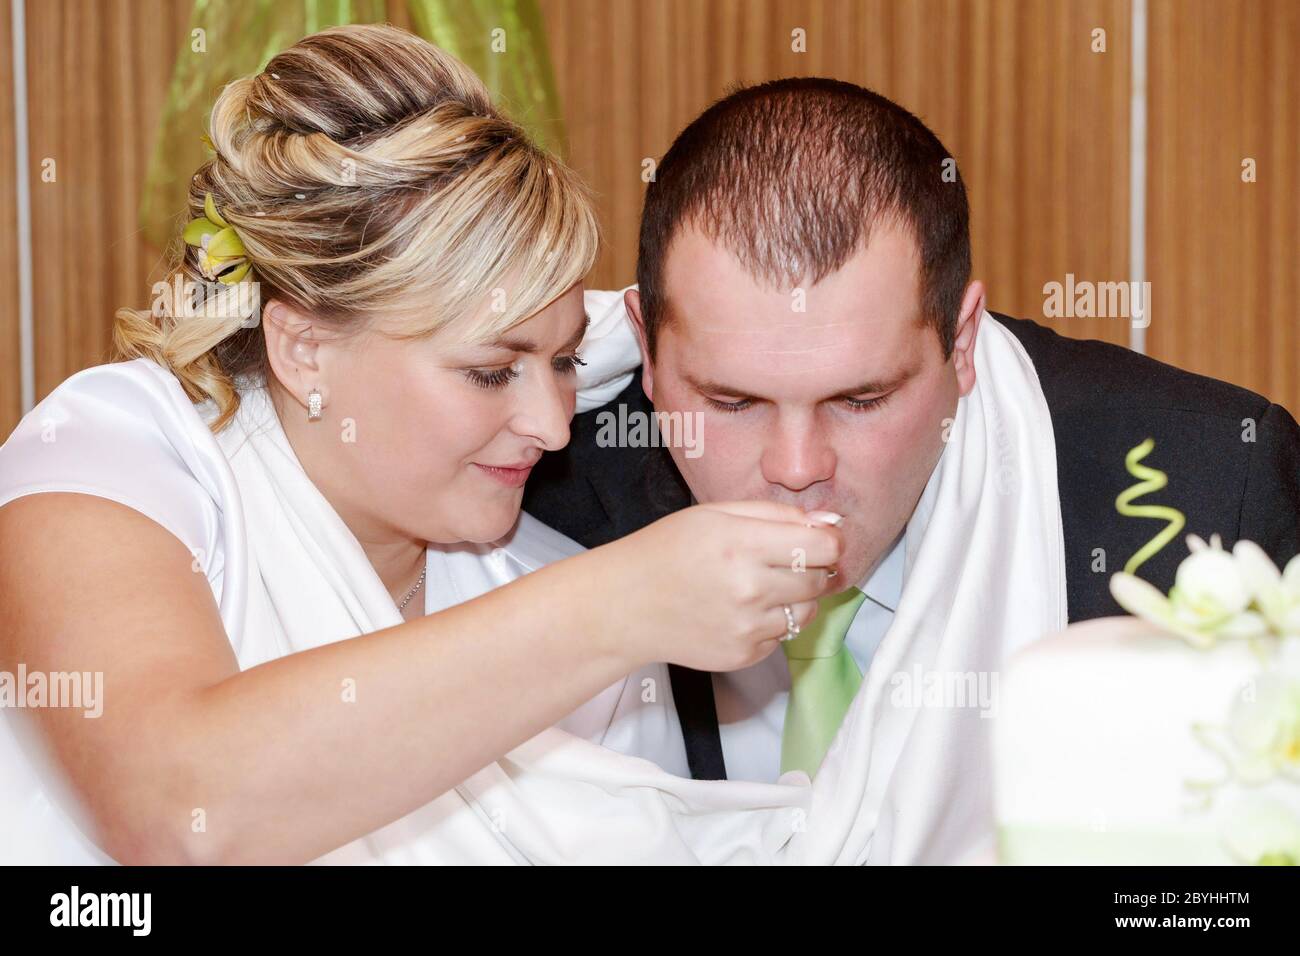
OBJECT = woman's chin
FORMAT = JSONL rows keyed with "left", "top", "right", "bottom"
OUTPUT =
{"left": 454, "top": 503, "right": 523, "bottom": 544}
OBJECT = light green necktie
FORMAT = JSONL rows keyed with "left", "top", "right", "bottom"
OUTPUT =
{"left": 780, "top": 586, "right": 869, "bottom": 778}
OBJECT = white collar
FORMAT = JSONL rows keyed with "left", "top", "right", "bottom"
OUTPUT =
{"left": 854, "top": 529, "right": 905, "bottom": 614}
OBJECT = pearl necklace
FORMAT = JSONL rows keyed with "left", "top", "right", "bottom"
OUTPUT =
{"left": 397, "top": 566, "right": 427, "bottom": 611}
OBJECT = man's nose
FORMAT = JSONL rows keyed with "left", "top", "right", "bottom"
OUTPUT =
{"left": 760, "top": 415, "right": 835, "bottom": 492}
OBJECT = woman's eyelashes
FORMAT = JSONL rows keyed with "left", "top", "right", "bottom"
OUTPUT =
{"left": 464, "top": 352, "right": 586, "bottom": 390}
{"left": 464, "top": 366, "right": 518, "bottom": 389}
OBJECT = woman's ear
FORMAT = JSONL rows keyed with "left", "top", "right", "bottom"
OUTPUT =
{"left": 952, "top": 280, "right": 987, "bottom": 398}
{"left": 624, "top": 288, "right": 654, "bottom": 401}
{"left": 263, "top": 299, "right": 325, "bottom": 410}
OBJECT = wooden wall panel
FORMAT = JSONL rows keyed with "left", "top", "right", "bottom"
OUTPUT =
{"left": 1, "top": 0, "right": 21, "bottom": 436}
{"left": 3, "top": 0, "right": 1294, "bottom": 439}
{"left": 539, "top": 0, "right": 1134, "bottom": 347}
{"left": 23, "top": 0, "right": 192, "bottom": 410}
{"left": 2, "top": 0, "right": 418, "bottom": 438}
{"left": 1147, "top": 0, "right": 1299, "bottom": 414}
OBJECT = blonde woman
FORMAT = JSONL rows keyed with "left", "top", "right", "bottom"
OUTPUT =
{"left": 0, "top": 25, "right": 842, "bottom": 864}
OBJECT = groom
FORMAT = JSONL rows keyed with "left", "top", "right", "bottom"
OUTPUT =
{"left": 524, "top": 77, "right": 1300, "bottom": 785}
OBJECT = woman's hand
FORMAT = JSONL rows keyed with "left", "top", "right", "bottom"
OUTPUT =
{"left": 586, "top": 501, "right": 846, "bottom": 672}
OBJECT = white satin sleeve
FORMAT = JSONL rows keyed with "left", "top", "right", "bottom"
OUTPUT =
{"left": 0, "top": 359, "right": 226, "bottom": 591}
{"left": 575, "top": 285, "right": 642, "bottom": 413}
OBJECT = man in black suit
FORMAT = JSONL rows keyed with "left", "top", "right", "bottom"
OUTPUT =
{"left": 523, "top": 77, "right": 1300, "bottom": 784}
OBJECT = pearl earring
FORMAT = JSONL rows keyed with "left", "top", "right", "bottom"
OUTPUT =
{"left": 307, "top": 388, "right": 322, "bottom": 421}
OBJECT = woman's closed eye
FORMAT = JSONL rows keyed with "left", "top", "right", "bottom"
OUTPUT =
{"left": 464, "top": 352, "right": 587, "bottom": 390}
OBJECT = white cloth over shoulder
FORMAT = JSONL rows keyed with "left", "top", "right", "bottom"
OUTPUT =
{"left": 0, "top": 295, "right": 1066, "bottom": 864}
{"left": 573, "top": 286, "right": 640, "bottom": 413}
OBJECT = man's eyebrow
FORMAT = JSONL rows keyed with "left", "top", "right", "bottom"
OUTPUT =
{"left": 686, "top": 365, "right": 914, "bottom": 399}
{"left": 486, "top": 312, "right": 590, "bottom": 353}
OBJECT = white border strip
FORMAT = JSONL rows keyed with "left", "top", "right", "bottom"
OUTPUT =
{"left": 1128, "top": 0, "right": 1148, "bottom": 354}
{"left": 11, "top": 0, "right": 34, "bottom": 411}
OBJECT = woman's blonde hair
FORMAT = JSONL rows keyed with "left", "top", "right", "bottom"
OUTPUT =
{"left": 114, "top": 23, "right": 600, "bottom": 434}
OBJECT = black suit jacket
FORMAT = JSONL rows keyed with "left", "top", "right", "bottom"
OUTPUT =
{"left": 523, "top": 311, "right": 1300, "bottom": 780}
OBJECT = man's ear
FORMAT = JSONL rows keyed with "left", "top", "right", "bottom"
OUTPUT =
{"left": 951, "top": 280, "right": 987, "bottom": 398}
{"left": 263, "top": 298, "right": 325, "bottom": 411}
{"left": 624, "top": 288, "right": 654, "bottom": 401}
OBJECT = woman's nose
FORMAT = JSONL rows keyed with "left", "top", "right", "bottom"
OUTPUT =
{"left": 513, "top": 366, "right": 573, "bottom": 450}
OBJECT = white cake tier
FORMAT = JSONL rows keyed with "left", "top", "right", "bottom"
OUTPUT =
{"left": 994, "top": 615, "right": 1299, "bottom": 865}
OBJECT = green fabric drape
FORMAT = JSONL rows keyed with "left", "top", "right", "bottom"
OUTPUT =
{"left": 139, "top": 0, "right": 567, "bottom": 249}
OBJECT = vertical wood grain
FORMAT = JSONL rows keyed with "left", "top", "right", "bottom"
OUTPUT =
{"left": 540, "top": 0, "right": 1134, "bottom": 348}
{"left": 1146, "top": 0, "right": 1299, "bottom": 414}
{"left": 0, "top": 0, "right": 21, "bottom": 435}
{"left": 3, "top": 0, "right": 1295, "bottom": 441}
{"left": 22, "top": 0, "right": 192, "bottom": 413}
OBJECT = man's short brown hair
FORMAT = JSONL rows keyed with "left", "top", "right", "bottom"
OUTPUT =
{"left": 636, "top": 77, "right": 971, "bottom": 360}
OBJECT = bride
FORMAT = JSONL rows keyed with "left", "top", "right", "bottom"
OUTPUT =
{"left": 0, "top": 24, "right": 842, "bottom": 864}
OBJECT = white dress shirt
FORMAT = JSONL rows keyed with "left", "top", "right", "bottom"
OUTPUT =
{"left": 712, "top": 531, "right": 907, "bottom": 783}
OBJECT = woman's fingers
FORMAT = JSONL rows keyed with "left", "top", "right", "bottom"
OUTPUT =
{"left": 754, "top": 518, "right": 845, "bottom": 572}
{"left": 747, "top": 600, "right": 821, "bottom": 660}
{"left": 698, "top": 500, "right": 846, "bottom": 570}
{"left": 619, "top": 502, "right": 849, "bottom": 673}
{"left": 698, "top": 500, "right": 822, "bottom": 524}
{"left": 760, "top": 564, "right": 840, "bottom": 607}
{"left": 786, "top": 598, "right": 820, "bottom": 631}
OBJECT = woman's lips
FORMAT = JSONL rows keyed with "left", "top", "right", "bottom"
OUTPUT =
{"left": 473, "top": 462, "right": 534, "bottom": 487}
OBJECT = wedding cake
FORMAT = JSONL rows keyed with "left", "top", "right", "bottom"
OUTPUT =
{"left": 993, "top": 537, "right": 1300, "bottom": 865}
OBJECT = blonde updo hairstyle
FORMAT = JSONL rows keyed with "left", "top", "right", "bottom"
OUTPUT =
{"left": 113, "top": 23, "right": 600, "bottom": 434}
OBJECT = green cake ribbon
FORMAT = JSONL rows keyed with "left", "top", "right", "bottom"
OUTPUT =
{"left": 1115, "top": 437, "right": 1187, "bottom": 576}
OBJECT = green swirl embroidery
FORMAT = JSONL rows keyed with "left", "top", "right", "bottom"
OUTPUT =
{"left": 1115, "top": 438, "right": 1187, "bottom": 575}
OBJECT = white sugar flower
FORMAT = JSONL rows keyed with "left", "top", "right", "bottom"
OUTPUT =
{"left": 1110, "top": 534, "right": 1268, "bottom": 648}
{"left": 1225, "top": 669, "right": 1300, "bottom": 783}
{"left": 1222, "top": 798, "right": 1300, "bottom": 865}
{"left": 1233, "top": 540, "right": 1300, "bottom": 637}
{"left": 1193, "top": 640, "right": 1300, "bottom": 787}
